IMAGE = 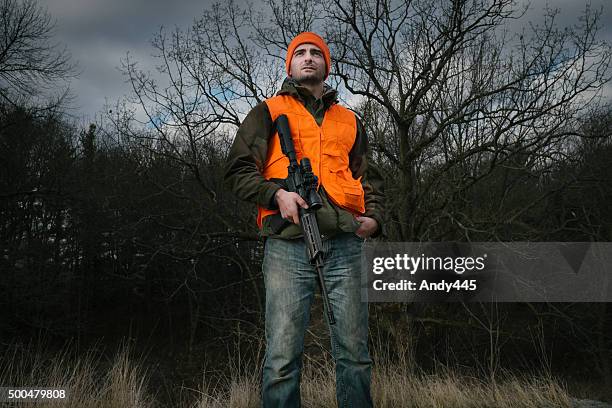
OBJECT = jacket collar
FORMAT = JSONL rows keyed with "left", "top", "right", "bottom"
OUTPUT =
{"left": 276, "top": 77, "right": 338, "bottom": 109}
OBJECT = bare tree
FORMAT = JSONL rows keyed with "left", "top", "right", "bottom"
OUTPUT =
{"left": 304, "top": 0, "right": 611, "bottom": 240}
{"left": 107, "top": 3, "right": 279, "bottom": 328}
{"left": 243, "top": 0, "right": 611, "bottom": 239}
{"left": 0, "top": 0, "right": 76, "bottom": 110}
{"left": 117, "top": 0, "right": 610, "bottom": 242}
{"left": 115, "top": 5, "right": 284, "bottom": 235}
{"left": 112, "top": 0, "right": 611, "bottom": 295}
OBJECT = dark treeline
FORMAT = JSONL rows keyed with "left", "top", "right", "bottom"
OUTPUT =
{"left": 1, "top": 100, "right": 611, "bottom": 385}
{"left": 1, "top": 0, "right": 612, "bottom": 401}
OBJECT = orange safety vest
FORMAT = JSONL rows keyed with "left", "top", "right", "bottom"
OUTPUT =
{"left": 257, "top": 95, "right": 366, "bottom": 228}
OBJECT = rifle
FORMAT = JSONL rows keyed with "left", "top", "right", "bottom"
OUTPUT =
{"left": 274, "top": 114, "right": 336, "bottom": 325}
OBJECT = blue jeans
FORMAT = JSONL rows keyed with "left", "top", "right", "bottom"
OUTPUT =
{"left": 261, "top": 232, "right": 373, "bottom": 408}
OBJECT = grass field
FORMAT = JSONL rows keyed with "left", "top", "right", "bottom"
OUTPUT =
{"left": 1, "top": 338, "right": 592, "bottom": 408}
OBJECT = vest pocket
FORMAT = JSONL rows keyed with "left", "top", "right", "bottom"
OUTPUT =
{"left": 322, "top": 150, "right": 348, "bottom": 173}
{"left": 342, "top": 185, "right": 365, "bottom": 213}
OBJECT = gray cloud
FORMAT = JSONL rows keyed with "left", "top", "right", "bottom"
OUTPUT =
{"left": 515, "top": 0, "right": 612, "bottom": 40}
{"left": 48, "top": 0, "right": 210, "bottom": 123}
{"left": 44, "top": 0, "right": 611, "bottom": 124}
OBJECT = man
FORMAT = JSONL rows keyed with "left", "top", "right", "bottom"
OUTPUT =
{"left": 225, "top": 32, "right": 384, "bottom": 407}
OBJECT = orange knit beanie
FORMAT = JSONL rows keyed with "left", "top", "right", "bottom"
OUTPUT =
{"left": 285, "top": 32, "right": 331, "bottom": 79}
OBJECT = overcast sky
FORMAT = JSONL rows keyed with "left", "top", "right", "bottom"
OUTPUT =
{"left": 46, "top": 0, "right": 612, "bottom": 125}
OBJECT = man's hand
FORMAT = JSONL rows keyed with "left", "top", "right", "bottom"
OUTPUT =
{"left": 355, "top": 216, "right": 378, "bottom": 238}
{"left": 275, "top": 189, "right": 308, "bottom": 225}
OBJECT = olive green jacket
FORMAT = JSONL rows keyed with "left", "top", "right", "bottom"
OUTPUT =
{"left": 224, "top": 78, "right": 385, "bottom": 239}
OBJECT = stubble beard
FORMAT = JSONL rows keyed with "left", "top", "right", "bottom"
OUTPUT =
{"left": 293, "top": 68, "right": 325, "bottom": 86}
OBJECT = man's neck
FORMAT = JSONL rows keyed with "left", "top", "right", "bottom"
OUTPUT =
{"left": 298, "top": 81, "right": 324, "bottom": 99}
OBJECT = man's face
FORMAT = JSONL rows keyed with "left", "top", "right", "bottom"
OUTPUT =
{"left": 289, "top": 43, "right": 326, "bottom": 85}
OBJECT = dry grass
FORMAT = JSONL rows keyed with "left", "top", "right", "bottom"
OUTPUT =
{"left": 190, "top": 361, "right": 573, "bottom": 408}
{"left": 189, "top": 367, "right": 571, "bottom": 408}
{"left": 0, "top": 343, "right": 154, "bottom": 408}
{"left": 0, "top": 339, "right": 581, "bottom": 408}
{"left": 192, "top": 374, "right": 260, "bottom": 408}
{"left": 370, "top": 369, "right": 572, "bottom": 408}
{"left": 192, "top": 345, "right": 574, "bottom": 408}
{"left": 192, "top": 325, "right": 575, "bottom": 408}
